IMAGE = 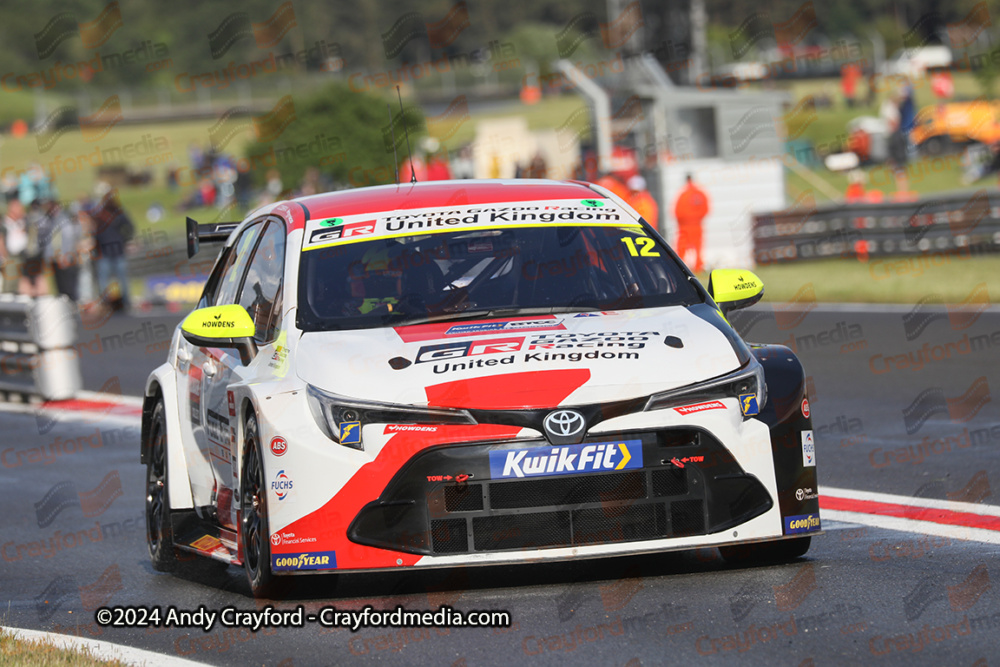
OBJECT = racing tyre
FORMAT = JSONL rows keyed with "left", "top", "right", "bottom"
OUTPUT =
{"left": 719, "top": 536, "right": 811, "bottom": 565}
{"left": 145, "top": 397, "right": 177, "bottom": 571}
{"left": 241, "top": 413, "right": 288, "bottom": 598}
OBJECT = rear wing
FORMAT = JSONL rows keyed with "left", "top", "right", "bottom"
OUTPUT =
{"left": 186, "top": 217, "right": 241, "bottom": 258}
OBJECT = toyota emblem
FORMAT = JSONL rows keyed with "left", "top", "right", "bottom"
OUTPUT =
{"left": 543, "top": 409, "right": 586, "bottom": 443}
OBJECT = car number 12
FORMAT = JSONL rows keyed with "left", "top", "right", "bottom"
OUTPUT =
{"left": 621, "top": 236, "right": 660, "bottom": 257}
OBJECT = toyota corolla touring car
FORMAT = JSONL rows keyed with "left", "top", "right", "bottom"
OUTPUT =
{"left": 141, "top": 179, "right": 821, "bottom": 597}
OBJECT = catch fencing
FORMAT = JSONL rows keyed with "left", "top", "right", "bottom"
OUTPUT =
{"left": 753, "top": 190, "right": 1000, "bottom": 264}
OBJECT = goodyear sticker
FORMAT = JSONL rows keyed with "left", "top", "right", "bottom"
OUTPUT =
{"left": 271, "top": 551, "right": 337, "bottom": 571}
{"left": 785, "top": 513, "right": 821, "bottom": 534}
{"left": 739, "top": 393, "right": 759, "bottom": 417}
{"left": 489, "top": 440, "right": 642, "bottom": 479}
{"left": 340, "top": 421, "right": 361, "bottom": 445}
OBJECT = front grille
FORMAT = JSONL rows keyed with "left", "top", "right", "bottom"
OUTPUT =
{"left": 348, "top": 428, "right": 773, "bottom": 556}
{"left": 652, "top": 468, "right": 688, "bottom": 497}
{"left": 489, "top": 471, "right": 646, "bottom": 509}
{"left": 444, "top": 485, "right": 483, "bottom": 512}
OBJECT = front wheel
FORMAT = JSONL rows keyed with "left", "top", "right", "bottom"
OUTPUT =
{"left": 145, "top": 397, "right": 177, "bottom": 571}
{"left": 241, "top": 413, "right": 288, "bottom": 598}
{"left": 719, "top": 536, "right": 811, "bottom": 565}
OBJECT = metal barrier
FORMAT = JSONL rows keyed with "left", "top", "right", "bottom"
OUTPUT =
{"left": 0, "top": 295, "right": 81, "bottom": 400}
{"left": 752, "top": 190, "right": 1000, "bottom": 264}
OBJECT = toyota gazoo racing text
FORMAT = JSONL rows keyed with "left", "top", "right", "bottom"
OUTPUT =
{"left": 141, "top": 179, "right": 820, "bottom": 597}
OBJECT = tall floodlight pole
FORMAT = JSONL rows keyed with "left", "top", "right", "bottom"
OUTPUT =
{"left": 690, "top": 0, "right": 707, "bottom": 84}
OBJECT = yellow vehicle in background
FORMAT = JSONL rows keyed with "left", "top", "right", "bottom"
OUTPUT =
{"left": 911, "top": 100, "right": 1000, "bottom": 155}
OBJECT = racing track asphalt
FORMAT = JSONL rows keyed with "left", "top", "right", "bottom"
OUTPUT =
{"left": 1, "top": 306, "right": 999, "bottom": 665}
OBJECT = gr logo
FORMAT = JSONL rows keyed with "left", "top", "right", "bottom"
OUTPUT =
{"left": 414, "top": 337, "right": 525, "bottom": 363}
{"left": 309, "top": 220, "right": 375, "bottom": 244}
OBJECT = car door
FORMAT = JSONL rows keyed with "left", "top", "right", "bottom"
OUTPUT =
{"left": 203, "top": 218, "right": 286, "bottom": 528}
{"left": 175, "top": 221, "right": 264, "bottom": 509}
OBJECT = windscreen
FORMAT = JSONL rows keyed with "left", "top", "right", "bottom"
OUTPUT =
{"left": 297, "top": 201, "right": 699, "bottom": 331}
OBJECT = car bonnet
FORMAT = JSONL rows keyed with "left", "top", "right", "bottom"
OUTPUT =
{"left": 294, "top": 306, "right": 743, "bottom": 409}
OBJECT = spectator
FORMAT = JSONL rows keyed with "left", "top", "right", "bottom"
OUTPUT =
{"left": 300, "top": 167, "right": 322, "bottom": 196}
{"left": 884, "top": 88, "right": 911, "bottom": 196}
{"left": 426, "top": 151, "right": 452, "bottom": 181}
{"left": 74, "top": 199, "right": 97, "bottom": 305}
{"left": 266, "top": 169, "right": 284, "bottom": 199}
{"left": 91, "top": 183, "right": 135, "bottom": 310}
{"left": 399, "top": 154, "right": 427, "bottom": 182}
{"left": 18, "top": 163, "right": 55, "bottom": 206}
{"left": 595, "top": 173, "right": 629, "bottom": 200}
{"left": 626, "top": 175, "right": 659, "bottom": 227}
{"left": 1, "top": 172, "right": 18, "bottom": 202}
{"left": 841, "top": 63, "right": 861, "bottom": 108}
{"left": 673, "top": 173, "right": 710, "bottom": 273}
{"left": 845, "top": 170, "right": 866, "bottom": 202}
{"left": 450, "top": 145, "right": 475, "bottom": 179}
{"left": 1, "top": 199, "right": 28, "bottom": 293}
{"left": 45, "top": 200, "right": 82, "bottom": 301}
{"left": 524, "top": 152, "right": 548, "bottom": 179}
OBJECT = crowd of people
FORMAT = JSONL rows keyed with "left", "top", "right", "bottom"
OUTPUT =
{"left": 1, "top": 167, "right": 136, "bottom": 310}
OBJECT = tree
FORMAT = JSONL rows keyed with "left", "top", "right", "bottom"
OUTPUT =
{"left": 242, "top": 82, "right": 425, "bottom": 190}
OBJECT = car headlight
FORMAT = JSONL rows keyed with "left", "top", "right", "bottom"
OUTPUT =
{"left": 306, "top": 385, "right": 477, "bottom": 450}
{"left": 644, "top": 360, "right": 767, "bottom": 419}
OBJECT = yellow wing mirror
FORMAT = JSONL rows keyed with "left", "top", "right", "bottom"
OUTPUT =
{"left": 180, "top": 304, "right": 258, "bottom": 365}
{"left": 706, "top": 269, "right": 765, "bottom": 315}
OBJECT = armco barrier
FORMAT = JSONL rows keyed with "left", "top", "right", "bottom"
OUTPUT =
{"left": 0, "top": 294, "right": 80, "bottom": 400}
{"left": 753, "top": 190, "right": 1000, "bottom": 264}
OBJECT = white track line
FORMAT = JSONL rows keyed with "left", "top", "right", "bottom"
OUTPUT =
{"left": 822, "top": 509, "right": 1000, "bottom": 545}
{"left": 822, "top": 486, "right": 1000, "bottom": 517}
{"left": 821, "top": 486, "right": 1000, "bottom": 544}
{"left": 2, "top": 625, "right": 210, "bottom": 667}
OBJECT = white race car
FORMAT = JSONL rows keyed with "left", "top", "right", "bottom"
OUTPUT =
{"left": 142, "top": 179, "right": 820, "bottom": 598}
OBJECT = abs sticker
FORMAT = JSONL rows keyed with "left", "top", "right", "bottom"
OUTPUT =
{"left": 489, "top": 440, "right": 642, "bottom": 479}
{"left": 739, "top": 393, "right": 759, "bottom": 417}
{"left": 801, "top": 398, "right": 810, "bottom": 419}
{"left": 271, "top": 551, "right": 337, "bottom": 571}
{"left": 801, "top": 430, "right": 815, "bottom": 467}
{"left": 785, "top": 513, "right": 821, "bottom": 534}
{"left": 270, "top": 436, "right": 287, "bottom": 457}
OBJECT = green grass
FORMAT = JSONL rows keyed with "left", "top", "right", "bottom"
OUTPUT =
{"left": 2, "top": 118, "right": 248, "bottom": 242}
{"left": 785, "top": 153, "right": 973, "bottom": 204}
{"left": 427, "top": 94, "right": 589, "bottom": 150}
{"left": 0, "top": 90, "right": 71, "bottom": 127}
{"left": 744, "top": 256, "right": 1000, "bottom": 303}
{"left": 0, "top": 627, "right": 128, "bottom": 666}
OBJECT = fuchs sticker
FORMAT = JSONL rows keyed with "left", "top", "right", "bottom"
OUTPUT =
{"left": 271, "top": 470, "right": 293, "bottom": 500}
{"left": 674, "top": 400, "right": 726, "bottom": 415}
{"left": 270, "top": 436, "right": 287, "bottom": 457}
{"left": 785, "top": 513, "right": 821, "bottom": 534}
{"left": 801, "top": 398, "right": 811, "bottom": 419}
{"left": 489, "top": 440, "right": 642, "bottom": 479}
{"left": 271, "top": 551, "right": 337, "bottom": 571}
{"left": 739, "top": 394, "right": 759, "bottom": 416}
{"left": 802, "top": 430, "right": 816, "bottom": 467}
{"left": 446, "top": 320, "right": 558, "bottom": 336}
